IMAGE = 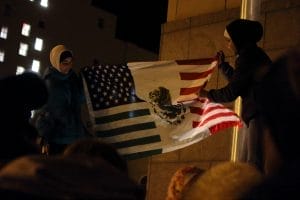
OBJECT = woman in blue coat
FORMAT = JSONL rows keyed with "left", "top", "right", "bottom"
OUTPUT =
{"left": 36, "top": 44, "right": 88, "bottom": 154}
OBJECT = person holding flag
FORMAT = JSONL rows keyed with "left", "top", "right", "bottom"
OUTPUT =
{"left": 200, "top": 19, "right": 272, "bottom": 172}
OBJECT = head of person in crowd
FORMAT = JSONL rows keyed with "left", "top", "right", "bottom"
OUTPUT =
{"left": 166, "top": 165, "right": 204, "bottom": 200}
{"left": 224, "top": 19, "right": 263, "bottom": 54}
{"left": 0, "top": 155, "right": 144, "bottom": 199}
{"left": 0, "top": 72, "right": 48, "bottom": 164}
{"left": 0, "top": 72, "right": 48, "bottom": 122}
{"left": 63, "top": 138, "right": 128, "bottom": 173}
{"left": 254, "top": 47, "right": 300, "bottom": 173}
{"left": 49, "top": 44, "right": 74, "bottom": 74}
{"left": 166, "top": 162, "right": 263, "bottom": 200}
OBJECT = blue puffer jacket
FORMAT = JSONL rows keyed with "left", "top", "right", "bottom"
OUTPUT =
{"left": 36, "top": 67, "right": 86, "bottom": 144}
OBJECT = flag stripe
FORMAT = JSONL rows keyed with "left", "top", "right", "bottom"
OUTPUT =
{"left": 190, "top": 104, "right": 234, "bottom": 115}
{"left": 112, "top": 135, "right": 161, "bottom": 149}
{"left": 96, "top": 121, "right": 156, "bottom": 137}
{"left": 209, "top": 121, "right": 242, "bottom": 134}
{"left": 193, "top": 112, "right": 238, "bottom": 128}
{"left": 176, "top": 58, "right": 217, "bottom": 65}
{"left": 101, "top": 128, "right": 159, "bottom": 143}
{"left": 200, "top": 109, "right": 237, "bottom": 124}
{"left": 202, "top": 105, "right": 231, "bottom": 115}
{"left": 95, "top": 108, "right": 150, "bottom": 124}
{"left": 175, "top": 115, "right": 241, "bottom": 141}
{"left": 94, "top": 115, "right": 154, "bottom": 132}
{"left": 179, "top": 68, "right": 214, "bottom": 80}
{"left": 122, "top": 149, "right": 162, "bottom": 160}
{"left": 176, "top": 94, "right": 203, "bottom": 103}
{"left": 180, "top": 86, "right": 204, "bottom": 95}
{"left": 180, "top": 79, "right": 208, "bottom": 88}
{"left": 92, "top": 102, "right": 149, "bottom": 116}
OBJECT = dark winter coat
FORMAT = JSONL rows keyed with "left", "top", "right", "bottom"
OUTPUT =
{"left": 208, "top": 44, "right": 272, "bottom": 125}
{"left": 36, "top": 67, "right": 86, "bottom": 144}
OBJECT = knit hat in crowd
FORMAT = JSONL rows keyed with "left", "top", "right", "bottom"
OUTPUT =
{"left": 166, "top": 162, "right": 263, "bottom": 200}
{"left": 49, "top": 44, "right": 73, "bottom": 71}
{"left": 225, "top": 19, "right": 263, "bottom": 50}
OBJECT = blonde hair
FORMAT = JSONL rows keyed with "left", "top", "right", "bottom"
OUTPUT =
{"left": 166, "top": 162, "right": 263, "bottom": 200}
{"left": 166, "top": 161, "right": 263, "bottom": 200}
{"left": 166, "top": 166, "right": 204, "bottom": 200}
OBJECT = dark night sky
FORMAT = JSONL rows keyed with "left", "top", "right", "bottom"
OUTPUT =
{"left": 91, "top": 0, "right": 168, "bottom": 54}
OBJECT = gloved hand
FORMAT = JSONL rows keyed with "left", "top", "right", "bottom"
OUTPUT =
{"left": 217, "top": 50, "right": 225, "bottom": 67}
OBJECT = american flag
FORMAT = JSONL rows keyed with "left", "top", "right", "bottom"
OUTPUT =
{"left": 81, "top": 57, "right": 242, "bottom": 159}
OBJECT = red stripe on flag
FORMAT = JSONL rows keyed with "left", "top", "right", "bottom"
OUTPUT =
{"left": 209, "top": 121, "right": 243, "bottom": 134}
{"left": 202, "top": 105, "right": 230, "bottom": 115}
{"left": 192, "top": 121, "right": 200, "bottom": 128}
{"left": 192, "top": 112, "right": 238, "bottom": 128}
{"left": 180, "top": 68, "right": 214, "bottom": 80}
{"left": 176, "top": 57, "right": 217, "bottom": 65}
{"left": 180, "top": 85, "right": 206, "bottom": 95}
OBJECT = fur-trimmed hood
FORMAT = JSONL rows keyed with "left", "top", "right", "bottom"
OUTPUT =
{"left": 49, "top": 44, "right": 73, "bottom": 71}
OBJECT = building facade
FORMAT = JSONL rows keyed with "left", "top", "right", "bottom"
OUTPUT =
{"left": 0, "top": 0, "right": 157, "bottom": 76}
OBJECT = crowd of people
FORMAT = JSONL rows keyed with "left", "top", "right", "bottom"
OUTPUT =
{"left": 0, "top": 18, "right": 299, "bottom": 199}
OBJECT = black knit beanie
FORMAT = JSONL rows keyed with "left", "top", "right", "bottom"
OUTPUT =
{"left": 226, "top": 19, "right": 263, "bottom": 50}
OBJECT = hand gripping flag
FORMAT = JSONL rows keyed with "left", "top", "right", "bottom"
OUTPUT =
{"left": 81, "top": 57, "right": 242, "bottom": 160}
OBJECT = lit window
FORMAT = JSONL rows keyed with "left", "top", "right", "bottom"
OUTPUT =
{"left": 34, "top": 37, "right": 43, "bottom": 51}
{"left": 16, "top": 66, "right": 25, "bottom": 75}
{"left": 32, "top": 59, "right": 40, "bottom": 72}
{"left": 21, "top": 23, "right": 31, "bottom": 36}
{"left": 0, "top": 26, "right": 8, "bottom": 39}
{"left": 0, "top": 50, "right": 4, "bottom": 62}
{"left": 18, "top": 42, "right": 29, "bottom": 56}
{"left": 40, "top": 0, "right": 48, "bottom": 8}
{"left": 31, "top": 110, "right": 35, "bottom": 118}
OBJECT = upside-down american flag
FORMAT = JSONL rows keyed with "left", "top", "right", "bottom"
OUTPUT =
{"left": 81, "top": 57, "right": 242, "bottom": 159}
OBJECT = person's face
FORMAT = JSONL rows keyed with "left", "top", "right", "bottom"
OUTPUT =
{"left": 58, "top": 57, "right": 73, "bottom": 74}
{"left": 225, "top": 37, "right": 237, "bottom": 54}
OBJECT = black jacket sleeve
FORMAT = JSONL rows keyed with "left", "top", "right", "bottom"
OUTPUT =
{"left": 219, "top": 61, "right": 235, "bottom": 80}
{"left": 207, "top": 50, "right": 259, "bottom": 103}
